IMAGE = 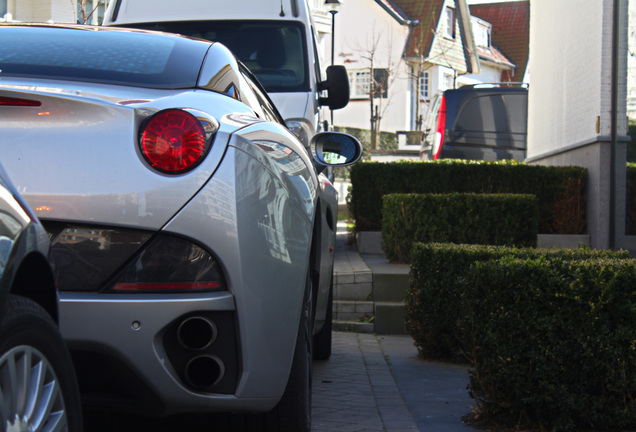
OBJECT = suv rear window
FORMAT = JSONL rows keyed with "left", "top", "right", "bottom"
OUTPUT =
{"left": 0, "top": 26, "right": 210, "bottom": 89}
{"left": 124, "top": 20, "right": 309, "bottom": 93}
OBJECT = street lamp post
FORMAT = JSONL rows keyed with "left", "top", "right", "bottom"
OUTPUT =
{"left": 325, "top": 0, "right": 342, "bottom": 129}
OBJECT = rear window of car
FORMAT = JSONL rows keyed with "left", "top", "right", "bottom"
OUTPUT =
{"left": 454, "top": 93, "right": 528, "bottom": 134}
{"left": 0, "top": 26, "right": 210, "bottom": 89}
{"left": 123, "top": 20, "right": 309, "bottom": 93}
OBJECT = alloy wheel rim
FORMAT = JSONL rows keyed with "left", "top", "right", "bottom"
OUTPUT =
{"left": 0, "top": 345, "right": 68, "bottom": 432}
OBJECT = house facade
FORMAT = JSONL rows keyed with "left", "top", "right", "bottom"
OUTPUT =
{"left": 321, "top": 0, "right": 525, "bottom": 137}
{"left": 527, "top": 0, "right": 629, "bottom": 250}
{"left": 326, "top": 0, "right": 413, "bottom": 135}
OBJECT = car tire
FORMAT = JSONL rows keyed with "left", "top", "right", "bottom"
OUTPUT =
{"left": 312, "top": 279, "right": 332, "bottom": 360}
{"left": 0, "top": 295, "right": 83, "bottom": 432}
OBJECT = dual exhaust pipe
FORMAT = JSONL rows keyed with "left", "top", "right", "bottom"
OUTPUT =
{"left": 177, "top": 316, "right": 225, "bottom": 389}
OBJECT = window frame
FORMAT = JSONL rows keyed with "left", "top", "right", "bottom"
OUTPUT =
{"left": 348, "top": 69, "right": 371, "bottom": 98}
{"left": 472, "top": 17, "right": 491, "bottom": 49}
{"left": 419, "top": 71, "right": 430, "bottom": 101}
{"left": 444, "top": 7, "right": 456, "bottom": 39}
{"left": 348, "top": 68, "right": 389, "bottom": 99}
{"left": 443, "top": 73, "right": 455, "bottom": 91}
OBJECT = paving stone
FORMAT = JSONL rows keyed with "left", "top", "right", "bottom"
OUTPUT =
{"left": 313, "top": 332, "right": 420, "bottom": 432}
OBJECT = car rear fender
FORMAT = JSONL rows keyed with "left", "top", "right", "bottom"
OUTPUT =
{"left": 0, "top": 85, "right": 254, "bottom": 230}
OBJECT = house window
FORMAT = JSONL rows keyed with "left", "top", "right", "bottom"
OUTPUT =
{"left": 444, "top": 7, "right": 455, "bottom": 39}
{"left": 349, "top": 70, "right": 371, "bottom": 98}
{"left": 472, "top": 17, "right": 491, "bottom": 48}
{"left": 348, "top": 68, "right": 389, "bottom": 98}
{"left": 373, "top": 68, "right": 389, "bottom": 98}
{"left": 77, "top": 0, "right": 106, "bottom": 24}
{"left": 443, "top": 73, "right": 454, "bottom": 90}
{"left": 419, "top": 71, "right": 429, "bottom": 100}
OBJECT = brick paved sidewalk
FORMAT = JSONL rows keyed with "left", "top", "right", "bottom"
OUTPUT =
{"left": 312, "top": 332, "right": 419, "bottom": 432}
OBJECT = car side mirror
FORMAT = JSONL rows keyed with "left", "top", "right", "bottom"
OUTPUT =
{"left": 319, "top": 65, "right": 350, "bottom": 110}
{"left": 312, "top": 132, "right": 362, "bottom": 173}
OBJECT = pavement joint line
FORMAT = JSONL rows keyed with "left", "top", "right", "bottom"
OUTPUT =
{"left": 358, "top": 333, "right": 420, "bottom": 432}
{"left": 313, "top": 331, "right": 419, "bottom": 431}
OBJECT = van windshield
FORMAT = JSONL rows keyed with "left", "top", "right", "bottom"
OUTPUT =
{"left": 124, "top": 20, "right": 309, "bottom": 93}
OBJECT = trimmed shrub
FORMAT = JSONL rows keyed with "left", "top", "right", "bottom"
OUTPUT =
{"left": 406, "top": 243, "right": 632, "bottom": 363}
{"left": 349, "top": 160, "right": 587, "bottom": 234}
{"left": 465, "top": 257, "right": 636, "bottom": 431}
{"left": 382, "top": 193, "right": 539, "bottom": 262}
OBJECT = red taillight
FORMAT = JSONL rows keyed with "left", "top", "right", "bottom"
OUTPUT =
{"left": 106, "top": 235, "right": 225, "bottom": 294}
{"left": 140, "top": 109, "right": 208, "bottom": 173}
{"left": 432, "top": 96, "right": 446, "bottom": 160}
{"left": 0, "top": 96, "right": 41, "bottom": 107}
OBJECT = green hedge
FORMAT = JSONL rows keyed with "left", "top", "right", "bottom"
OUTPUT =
{"left": 407, "top": 243, "right": 631, "bottom": 362}
{"left": 382, "top": 193, "right": 538, "bottom": 262}
{"left": 466, "top": 257, "right": 636, "bottom": 431}
{"left": 407, "top": 243, "right": 636, "bottom": 431}
{"left": 349, "top": 160, "right": 587, "bottom": 234}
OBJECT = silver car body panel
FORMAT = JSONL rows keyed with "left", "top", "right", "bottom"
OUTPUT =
{"left": 0, "top": 85, "right": 316, "bottom": 413}
{"left": 0, "top": 79, "right": 244, "bottom": 228}
{"left": 51, "top": 134, "right": 313, "bottom": 412}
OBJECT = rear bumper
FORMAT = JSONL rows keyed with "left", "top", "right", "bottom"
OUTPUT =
{"left": 57, "top": 144, "right": 313, "bottom": 415}
{"left": 59, "top": 292, "right": 283, "bottom": 414}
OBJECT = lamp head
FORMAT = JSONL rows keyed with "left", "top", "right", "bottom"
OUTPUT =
{"left": 325, "top": 0, "right": 342, "bottom": 14}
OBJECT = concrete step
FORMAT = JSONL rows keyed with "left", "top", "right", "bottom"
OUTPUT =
{"left": 333, "top": 300, "right": 374, "bottom": 322}
{"left": 374, "top": 302, "right": 407, "bottom": 335}
{"left": 333, "top": 320, "right": 375, "bottom": 333}
{"left": 333, "top": 223, "right": 410, "bottom": 335}
{"left": 373, "top": 272, "right": 410, "bottom": 303}
{"left": 332, "top": 257, "right": 411, "bottom": 335}
{"left": 333, "top": 300, "right": 375, "bottom": 333}
{"left": 334, "top": 271, "right": 372, "bottom": 301}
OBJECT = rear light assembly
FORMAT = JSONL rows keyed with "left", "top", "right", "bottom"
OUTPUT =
{"left": 0, "top": 96, "right": 41, "bottom": 107}
{"left": 46, "top": 224, "right": 225, "bottom": 294}
{"left": 139, "top": 109, "right": 218, "bottom": 174}
{"left": 432, "top": 96, "right": 447, "bottom": 160}
{"left": 108, "top": 235, "right": 225, "bottom": 293}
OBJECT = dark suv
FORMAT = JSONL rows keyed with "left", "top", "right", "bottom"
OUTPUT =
{"left": 420, "top": 84, "right": 528, "bottom": 161}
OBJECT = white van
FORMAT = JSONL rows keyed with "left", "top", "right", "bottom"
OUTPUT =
{"left": 102, "top": 0, "right": 350, "bottom": 147}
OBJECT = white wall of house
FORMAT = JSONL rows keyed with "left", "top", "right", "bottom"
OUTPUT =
{"left": 527, "top": 0, "right": 629, "bottom": 250}
{"left": 459, "top": 65, "right": 503, "bottom": 86}
{"left": 332, "top": 0, "right": 411, "bottom": 132}
{"left": 6, "top": 0, "right": 112, "bottom": 23}
{"left": 529, "top": 0, "right": 611, "bottom": 157}
{"left": 9, "top": 0, "right": 75, "bottom": 22}
{"left": 308, "top": 0, "right": 334, "bottom": 73}
{"left": 627, "top": 2, "right": 636, "bottom": 118}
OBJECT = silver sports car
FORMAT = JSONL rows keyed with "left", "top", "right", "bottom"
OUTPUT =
{"left": 0, "top": 23, "right": 361, "bottom": 431}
